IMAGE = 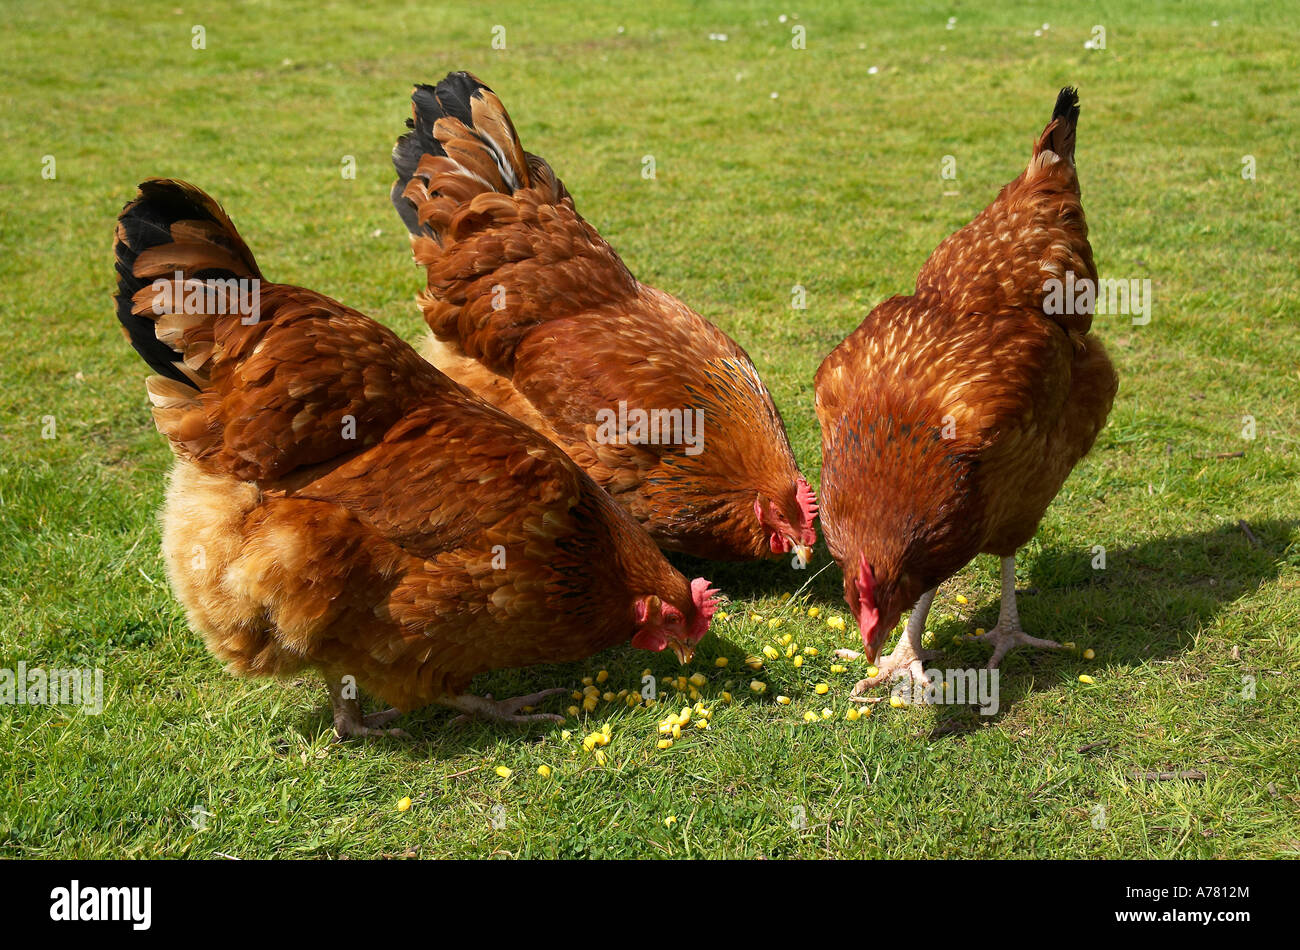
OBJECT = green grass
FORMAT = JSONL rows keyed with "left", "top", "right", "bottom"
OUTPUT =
{"left": 2, "top": 0, "right": 1298, "bottom": 858}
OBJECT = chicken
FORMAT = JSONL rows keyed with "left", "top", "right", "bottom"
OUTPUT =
{"left": 113, "top": 178, "right": 720, "bottom": 738}
{"left": 815, "top": 88, "right": 1118, "bottom": 695}
{"left": 390, "top": 72, "right": 817, "bottom": 565}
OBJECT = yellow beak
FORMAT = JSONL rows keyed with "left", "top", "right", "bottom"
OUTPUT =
{"left": 793, "top": 544, "right": 813, "bottom": 567}
{"left": 668, "top": 638, "right": 695, "bottom": 665}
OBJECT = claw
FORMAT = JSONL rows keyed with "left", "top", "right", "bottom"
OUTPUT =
{"left": 446, "top": 687, "right": 568, "bottom": 726}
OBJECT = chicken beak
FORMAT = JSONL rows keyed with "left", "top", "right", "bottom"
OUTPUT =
{"left": 668, "top": 638, "right": 695, "bottom": 665}
{"left": 793, "top": 543, "right": 813, "bottom": 567}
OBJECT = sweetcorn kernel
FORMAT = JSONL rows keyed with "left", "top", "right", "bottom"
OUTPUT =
{"left": 769, "top": 618, "right": 783, "bottom": 629}
{"left": 721, "top": 691, "right": 733, "bottom": 703}
{"left": 397, "top": 796, "right": 412, "bottom": 812}
{"left": 657, "top": 739, "right": 673, "bottom": 750}
{"left": 1078, "top": 674, "right": 1096, "bottom": 684}
{"left": 808, "top": 607, "right": 821, "bottom": 619}
{"left": 803, "top": 647, "right": 819, "bottom": 656}
{"left": 537, "top": 765, "right": 552, "bottom": 778}
{"left": 889, "top": 696, "right": 906, "bottom": 708}
{"left": 567, "top": 705, "right": 581, "bottom": 718}
{"left": 845, "top": 708, "right": 861, "bottom": 721}
{"left": 821, "top": 708, "right": 833, "bottom": 719}
{"left": 664, "top": 816, "right": 677, "bottom": 826}
{"left": 827, "top": 617, "right": 846, "bottom": 631}
{"left": 781, "top": 633, "right": 793, "bottom": 645}
{"left": 803, "top": 711, "right": 819, "bottom": 723}
{"left": 714, "top": 657, "right": 729, "bottom": 668}
{"left": 582, "top": 697, "right": 598, "bottom": 712}
{"left": 762, "top": 646, "right": 780, "bottom": 660}
{"left": 601, "top": 723, "right": 612, "bottom": 738}
{"left": 596, "top": 670, "right": 609, "bottom": 684}
{"left": 866, "top": 666, "right": 879, "bottom": 678}
{"left": 793, "top": 655, "right": 804, "bottom": 668}
{"left": 956, "top": 594, "right": 969, "bottom": 605}
{"left": 602, "top": 692, "right": 616, "bottom": 703}
{"left": 1083, "top": 648, "right": 1096, "bottom": 660}
{"left": 581, "top": 676, "right": 594, "bottom": 686}
{"left": 495, "top": 766, "right": 512, "bottom": 778}
{"left": 689, "top": 673, "right": 707, "bottom": 687}
{"left": 831, "top": 664, "right": 847, "bottom": 674}
{"left": 814, "top": 683, "right": 829, "bottom": 695}
{"left": 750, "top": 680, "right": 768, "bottom": 693}
{"left": 776, "top": 695, "right": 792, "bottom": 705}
{"left": 745, "top": 657, "right": 764, "bottom": 670}
{"left": 594, "top": 750, "right": 607, "bottom": 765}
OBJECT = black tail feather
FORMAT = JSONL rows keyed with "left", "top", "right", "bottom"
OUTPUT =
{"left": 113, "top": 179, "right": 259, "bottom": 387}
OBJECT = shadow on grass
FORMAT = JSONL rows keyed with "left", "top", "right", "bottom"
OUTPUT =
{"left": 297, "top": 517, "right": 1296, "bottom": 755}
{"left": 922, "top": 517, "right": 1297, "bottom": 739}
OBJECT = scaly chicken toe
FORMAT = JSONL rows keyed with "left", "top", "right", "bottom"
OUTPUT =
{"left": 848, "top": 588, "right": 940, "bottom": 700}
{"left": 445, "top": 688, "right": 569, "bottom": 726}
{"left": 966, "top": 556, "right": 1063, "bottom": 669}
{"left": 967, "top": 626, "right": 1063, "bottom": 670}
{"left": 328, "top": 679, "right": 410, "bottom": 741}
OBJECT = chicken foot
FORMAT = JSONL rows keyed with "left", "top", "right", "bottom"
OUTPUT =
{"left": 840, "top": 588, "right": 942, "bottom": 699}
{"left": 327, "top": 676, "right": 409, "bottom": 741}
{"left": 445, "top": 688, "right": 569, "bottom": 726}
{"left": 964, "top": 555, "right": 1063, "bottom": 669}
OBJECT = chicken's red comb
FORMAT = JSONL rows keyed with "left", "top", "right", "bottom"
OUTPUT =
{"left": 689, "top": 577, "right": 722, "bottom": 639}
{"left": 795, "top": 476, "right": 819, "bottom": 545}
{"left": 855, "top": 554, "right": 877, "bottom": 611}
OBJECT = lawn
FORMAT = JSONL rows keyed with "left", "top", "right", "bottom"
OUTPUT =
{"left": 1, "top": 0, "right": 1297, "bottom": 859}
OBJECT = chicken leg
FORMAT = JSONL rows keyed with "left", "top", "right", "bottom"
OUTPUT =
{"left": 965, "top": 556, "right": 1063, "bottom": 668}
{"left": 327, "top": 676, "right": 409, "bottom": 740}
{"left": 444, "top": 688, "right": 569, "bottom": 726}
{"left": 838, "top": 588, "right": 941, "bottom": 698}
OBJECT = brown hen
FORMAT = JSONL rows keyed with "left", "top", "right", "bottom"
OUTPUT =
{"left": 391, "top": 72, "right": 817, "bottom": 565}
{"left": 113, "top": 179, "right": 719, "bottom": 738}
{"left": 816, "top": 88, "right": 1118, "bottom": 694}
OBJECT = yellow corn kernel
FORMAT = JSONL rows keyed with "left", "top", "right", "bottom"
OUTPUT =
{"left": 1083, "top": 648, "right": 1096, "bottom": 660}
{"left": 601, "top": 723, "right": 612, "bottom": 738}
{"left": 827, "top": 616, "right": 846, "bottom": 631}
{"left": 495, "top": 766, "right": 512, "bottom": 778}
{"left": 831, "top": 664, "right": 847, "bottom": 674}
{"left": 769, "top": 618, "right": 782, "bottom": 629}
{"left": 570, "top": 690, "right": 583, "bottom": 700}
{"left": 721, "top": 691, "right": 733, "bottom": 703}
{"left": 717, "top": 611, "right": 729, "bottom": 621}
{"left": 617, "top": 688, "right": 629, "bottom": 699}
{"left": 1079, "top": 674, "right": 1096, "bottom": 684}
{"left": 671, "top": 724, "right": 682, "bottom": 739}
{"left": 567, "top": 705, "right": 580, "bottom": 718}
{"left": 689, "top": 673, "right": 707, "bottom": 687}
{"left": 921, "top": 630, "right": 935, "bottom": 647}
{"left": 808, "top": 606, "right": 821, "bottom": 618}
{"left": 780, "top": 592, "right": 791, "bottom": 603}
{"left": 762, "top": 646, "right": 780, "bottom": 660}
{"left": 561, "top": 730, "right": 571, "bottom": 740}
{"left": 714, "top": 657, "right": 728, "bottom": 668}
{"left": 602, "top": 691, "right": 616, "bottom": 703}
{"left": 792, "top": 655, "right": 804, "bottom": 668}
{"left": 776, "top": 695, "right": 792, "bottom": 705}
{"left": 664, "top": 816, "right": 677, "bottom": 826}
{"left": 594, "top": 749, "right": 607, "bottom": 765}
{"left": 657, "top": 739, "right": 673, "bottom": 750}
{"left": 866, "top": 665, "right": 879, "bottom": 678}
{"left": 889, "top": 696, "right": 906, "bottom": 708}
{"left": 845, "top": 708, "right": 860, "bottom": 721}
{"left": 582, "top": 697, "right": 598, "bottom": 712}
{"left": 397, "top": 796, "right": 412, "bottom": 812}
{"left": 814, "top": 683, "right": 829, "bottom": 695}
{"left": 821, "top": 708, "right": 833, "bottom": 719}
{"left": 750, "top": 680, "right": 767, "bottom": 693}
{"left": 745, "top": 656, "right": 764, "bottom": 670}
{"left": 581, "top": 676, "right": 594, "bottom": 686}
{"left": 784, "top": 644, "right": 796, "bottom": 658}
{"left": 596, "top": 670, "right": 609, "bottom": 684}
{"left": 537, "top": 765, "right": 552, "bottom": 778}
{"left": 626, "top": 694, "right": 640, "bottom": 707}
{"left": 642, "top": 668, "right": 652, "bottom": 677}
{"left": 675, "top": 676, "right": 688, "bottom": 690}
{"left": 956, "top": 594, "right": 969, "bottom": 605}
{"left": 679, "top": 707, "right": 692, "bottom": 723}
{"left": 749, "top": 613, "right": 764, "bottom": 622}
{"left": 582, "top": 735, "right": 597, "bottom": 751}
{"left": 658, "top": 722, "right": 673, "bottom": 735}
{"left": 781, "top": 633, "right": 793, "bottom": 645}
{"left": 803, "top": 647, "right": 819, "bottom": 656}
{"left": 1063, "top": 641, "right": 1076, "bottom": 650}
{"left": 583, "top": 685, "right": 599, "bottom": 696}
{"left": 976, "top": 627, "right": 987, "bottom": 636}
{"left": 803, "top": 711, "right": 819, "bottom": 722}
{"left": 695, "top": 720, "right": 710, "bottom": 730}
